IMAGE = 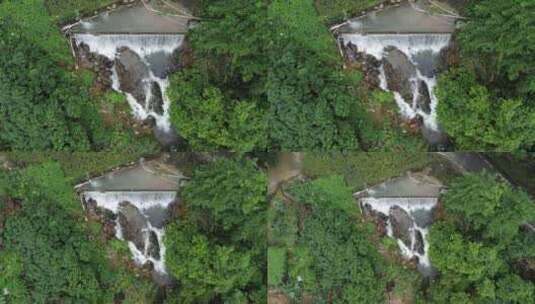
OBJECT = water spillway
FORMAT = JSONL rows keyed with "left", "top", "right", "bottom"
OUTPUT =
{"left": 341, "top": 33, "right": 450, "bottom": 132}
{"left": 355, "top": 172, "right": 443, "bottom": 276}
{"left": 336, "top": 1, "right": 458, "bottom": 145}
{"left": 77, "top": 158, "right": 187, "bottom": 278}
{"left": 82, "top": 191, "right": 177, "bottom": 274}
{"left": 360, "top": 197, "right": 437, "bottom": 275}
{"left": 67, "top": 3, "right": 190, "bottom": 143}
{"left": 72, "top": 33, "right": 184, "bottom": 131}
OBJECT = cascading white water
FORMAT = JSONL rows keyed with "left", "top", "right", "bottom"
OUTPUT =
{"left": 360, "top": 197, "right": 437, "bottom": 272}
{"left": 341, "top": 33, "right": 450, "bottom": 131}
{"left": 73, "top": 34, "right": 184, "bottom": 59}
{"left": 73, "top": 33, "right": 184, "bottom": 131}
{"left": 83, "top": 191, "right": 177, "bottom": 273}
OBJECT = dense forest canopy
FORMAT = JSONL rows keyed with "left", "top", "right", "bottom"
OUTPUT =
{"left": 436, "top": 0, "right": 535, "bottom": 151}
{"left": 0, "top": 0, "right": 533, "bottom": 151}
{"left": 164, "top": 157, "right": 267, "bottom": 303}
{"left": 0, "top": 0, "right": 159, "bottom": 153}
{"left": 0, "top": 161, "right": 159, "bottom": 303}
{"left": 427, "top": 173, "right": 535, "bottom": 303}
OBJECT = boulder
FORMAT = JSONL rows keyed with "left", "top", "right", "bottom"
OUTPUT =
{"left": 118, "top": 201, "right": 148, "bottom": 252}
{"left": 147, "top": 231, "right": 160, "bottom": 260}
{"left": 382, "top": 46, "right": 417, "bottom": 104}
{"left": 364, "top": 54, "right": 382, "bottom": 88}
{"left": 343, "top": 41, "right": 382, "bottom": 88}
{"left": 415, "top": 80, "right": 432, "bottom": 114}
{"left": 414, "top": 230, "right": 425, "bottom": 255}
{"left": 389, "top": 205, "right": 414, "bottom": 248}
{"left": 438, "top": 34, "right": 460, "bottom": 73}
{"left": 148, "top": 81, "right": 164, "bottom": 115}
{"left": 344, "top": 41, "right": 364, "bottom": 63}
{"left": 361, "top": 203, "right": 389, "bottom": 237}
{"left": 75, "top": 42, "right": 94, "bottom": 69}
{"left": 115, "top": 47, "right": 149, "bottom": 105}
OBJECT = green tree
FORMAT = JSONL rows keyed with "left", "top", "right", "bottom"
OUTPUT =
{"left": 164, "top": 157, "right": 267, "bottom": 303}
{"left": 436, "top": 68, "right": 535, "bottom": 151}
{"left": 287, "top": 177, "right": 389, "bottom": 303}
{"left": 266, "top": 0, "right": 362, "bottom": 150}
{"left": 426, "top": 172, "right": 535, "bottom": 303}
{"left": 168, "top": 0, "right": 270, "bottom": 151}
{"left": 0, "top": 161, "right": 160, "bottom": 303}
{"left": 458, "top": 0, "right": 535, "bottom": 97}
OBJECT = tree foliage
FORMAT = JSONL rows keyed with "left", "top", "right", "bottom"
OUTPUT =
{"left": 436, "top": 68, "right": 535, "bottom": 151}
{"left": 427, "top": 172, "right": 535, "bottom": 303}
{"left": 458, "top": 0, "right": 535, "bottom": 97}
{"left": 168, "top": 0, "right": 269, "bottom": 151}
{"left": 284, "top": 177, "right": 389, "bottom": 303}
{"left": 0, "top": 162, "right": 158, "bottom": 303}
{"left": 266, "top": 0, "right": 362, "bottom": 150}
{"left": 436, "top": 0, "right": 535, "bottom": 151}
{"left": 0, "top": 2, "right": 159, "bottom": 153}
{"left": 164, "top": 157, "right": 267, "bottom": 303}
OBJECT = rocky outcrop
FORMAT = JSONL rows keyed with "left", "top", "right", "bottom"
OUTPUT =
{"left": 415, "top": 80, "right": 431, "bottom": 114}
{"left": 74, "top": 42, "right": 114, "bottom": 91}
{"left": 147, "top": 231, "right": 160, "bottom": 260}
{"left": 361, "top": 203, "right": 389, "bottom": 237}
{"left": 383, "top": 46, "right": 417, "bottom": 104}
{"left": 115, "top": 47, "right": 149, "bottom": 105}
{"left": 414, "top": 230, "right": 425, "bottom": 255}
{"left": 389, "top": 205, "right": 414, "bottom": 249}
{"left": 148, "top": 81, "right": 164, "bottom": 115}
{"left": 118, "top": 201, "right": 148, "bottom": 252}
{"left": 343, "top": 41, "right": 382, "bottom": 88}
{"left": 438, "top": 34, "right": 460, "bottom": 73}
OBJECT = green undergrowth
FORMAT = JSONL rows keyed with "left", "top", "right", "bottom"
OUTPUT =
{"left": 302, "top": 152, "right": 433, "bottom": 191}
{"left": 45, "top": 0, "right": 116, "bottom": 24}
{"left": 315, "top": 0, "right": 383, "bottom": 25}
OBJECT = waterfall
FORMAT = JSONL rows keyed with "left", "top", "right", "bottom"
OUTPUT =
{"left": 72, "top": 33, "right": 185, "bottom": 131}
{"left": 83, "top": 191, "right": 177, "bottom": 274}
{"left": 73, "top": 33, "right": 184, "bottom": 59}
{"left": 341, "top": 33, "right": 450, "bottom": 131}
{"left": 360, "top": 197, "right": 437, "bottom": 274}
{"left": 83, "top": 191, "right": 177, "bottom": 212}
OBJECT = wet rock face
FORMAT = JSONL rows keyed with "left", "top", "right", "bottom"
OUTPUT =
{"left": 147, "top": 231, "right": 160, "bottom": 260}
{"left": 389, "top": 205, "right": 414, "bottom": 248}
{"left": 438, "top": 34, "right": 460, "bottom": 73}
{"left": 115, "top": 47, "right": 149, "bottom": 105}
{"left": 75, "top": 42, "right": 114, "bottom": 91}
{"left": 148, "top": 81, "right": 164, "bottom": 115}
{"left": 343, "top": 41, "right": 382, "bottom": 88}
{"left": 414, "top": 230, "right": 425, "bottom": 255}
{"left": 118, "top": 201, "right": 148, "bottom": 252}
{"left": 362, "top": 203, "right": 389, "bottom": 237}
{"left": 416, "top": 80, "right": 431, "bottom": 114}
{"left": 383, "top": 46, "right": 417, "bottom": 104}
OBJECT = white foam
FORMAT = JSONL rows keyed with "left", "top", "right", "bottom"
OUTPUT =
{"left": 127, "top": 223, "right": 167, "bottom": 274}
{"left": 73, "top": 33, "right": 184, "bottom": 59}
{"left": 83, "top": 191, "right": 176, "bottom": 274}
{"left": 341, "top": 33, "right": 450, "bottom": 60}
{"left": 360, "top": 197, "right": 437, "bottom": 269}
{"left": 83, "top": 191, "right": 177, "bottom": 213}
{"left": 72, "top": 33, "right": 183, "bottom": 131}
{"left": 342, "top": 33, "right": 450, "bottom": 131}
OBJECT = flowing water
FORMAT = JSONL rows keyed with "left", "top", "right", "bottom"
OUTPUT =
{"left": 73, "top": 33, "right": 184, "bottom": 132}
{"left": 360, "top": 197, "right": 437, "bottom": 276}
{"left": 337, "top": 1, "right": 457, "bottom": 145}
{"left": 356, "top": 173, "right": 443, "bottom": 276}
{"left": 68, "top": 3, "right": 189, "bottom": 141}
{"left": 83, "top": 191, "right": 177, "bottom": 274}
{"left": 77, "top": 158, "right": 186, "bottom": 277}
{"left": 341, "top": 33, "right": 451, "bottom": 142}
